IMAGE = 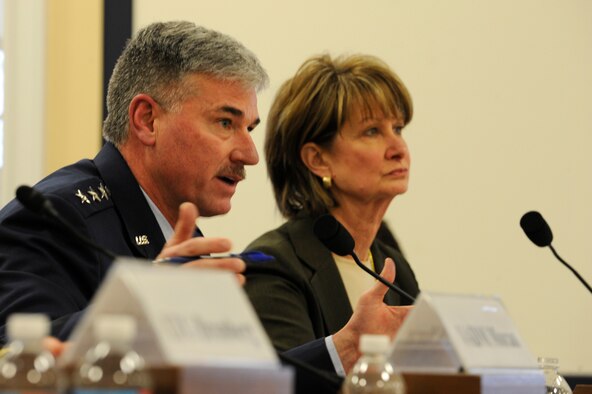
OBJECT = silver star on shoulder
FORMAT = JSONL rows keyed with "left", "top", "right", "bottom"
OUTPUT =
{"left": 98, "top": 183, "right": 110, "bottom": 200}
{"left": 87, "top": 187, "right": 101, "bottom": 202}
{"left": 75, "top": 189, "right": 91, "bottom": 204}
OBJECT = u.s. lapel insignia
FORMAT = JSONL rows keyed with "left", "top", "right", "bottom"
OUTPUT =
{"left": 98, "top": 183, "right": 110, "bottom": 200}
{"left": 135, "top": 235, "right": 150, "bottom": 246}
{"left": 87, "top": 186, "right": 101, "bottom": 202}
{"left": 75, "top": 189, "right": 91, "bottom": 204}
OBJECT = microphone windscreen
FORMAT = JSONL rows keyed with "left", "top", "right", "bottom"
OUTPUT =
{"left": 520, "top": 211, "right": 553, "bottom": 247}
{"left": 16, "top": 185, "right": 47, "bottom": 214}
{"left": 313, "top": 214, "right": 355, "bottom": 256}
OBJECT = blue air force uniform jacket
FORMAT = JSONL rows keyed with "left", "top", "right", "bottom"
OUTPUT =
{"left": 0, "top": 143, "right": 167, "bottom": 341}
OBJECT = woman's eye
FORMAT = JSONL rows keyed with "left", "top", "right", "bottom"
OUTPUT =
{"left": 393, "top": 126, "right": 403, "bottom": 135}
{"left": 364, "top": 127, "right": 379, "bottom": 136}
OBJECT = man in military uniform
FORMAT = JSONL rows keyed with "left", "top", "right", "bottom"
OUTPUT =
{"left": 0, "top": 21, "right": 265, "bottom": 341}
{"left": 0, "top": 22, "right": 409, "bottom": 390}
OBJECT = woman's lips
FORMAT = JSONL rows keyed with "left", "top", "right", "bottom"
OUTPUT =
{"left": 387, "top": 168, "right": 408, "bottom": 177}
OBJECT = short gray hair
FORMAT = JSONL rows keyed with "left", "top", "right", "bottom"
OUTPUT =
{"left": 103, "top": 21, "right": 269, "bottom": 145}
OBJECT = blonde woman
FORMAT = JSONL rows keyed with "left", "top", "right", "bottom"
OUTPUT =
{"left": 245, "top": 54, "right": 420, "bottom": 373}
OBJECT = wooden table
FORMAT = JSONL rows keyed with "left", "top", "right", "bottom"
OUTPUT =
{"left": 574, "top": 385, "right": 592, "bottom": 394}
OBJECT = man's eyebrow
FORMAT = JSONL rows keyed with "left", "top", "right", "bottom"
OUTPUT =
{"left": 248, "top": 118, "right": 261, "bottom": 131}
{"left": 218, "top": 105, "right": 260, "bottom": 129}
{"left": 219, "top": 106, "right": 244, "bottom": 117}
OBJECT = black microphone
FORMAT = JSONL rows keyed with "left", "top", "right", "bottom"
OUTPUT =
{"left": 519, "top": 211, "right": 553, "bottom": 247}
{"left": 313, "top": 214, "right": 416, "bottom": 303}
{"left": 16, "top": 185, "right": 117, "bottom": 260}
{"left": 520, "top": 211, "right": 592, "bottom": 295}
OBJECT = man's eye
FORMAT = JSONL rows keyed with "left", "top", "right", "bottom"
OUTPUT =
{"left": 219, "top": 119, "right": 232, "bottom": 128}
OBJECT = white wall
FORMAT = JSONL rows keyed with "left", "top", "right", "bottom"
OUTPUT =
{"left": 1, "top": 0, "right": 46, "bottom": 205}
{"left": 1, "top": 1, "right": 101, "bottom": 205}
{"left": 134, "top": 0, "right": 592, "bottom": 373}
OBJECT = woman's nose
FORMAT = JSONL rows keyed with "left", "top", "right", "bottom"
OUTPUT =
{"left": 386, "top": 134, "right": 408, "bottom": 161}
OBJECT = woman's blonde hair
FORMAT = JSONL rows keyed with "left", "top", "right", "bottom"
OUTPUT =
{"left": 265, "top": 54, "right": 413, "bottom": 218}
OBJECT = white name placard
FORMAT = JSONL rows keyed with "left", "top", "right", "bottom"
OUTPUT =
{"left": 60, "top": 258, "right": 278, "bottom": 368}
{"left": 390, "top": 292, "right": 538, "bottom": 374}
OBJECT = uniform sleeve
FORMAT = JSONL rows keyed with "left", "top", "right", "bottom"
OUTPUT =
{"left": 0, "top": 196, "right": 104, "bottom": 343}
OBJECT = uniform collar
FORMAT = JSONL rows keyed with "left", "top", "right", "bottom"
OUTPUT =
{"left": 140, "top": 187, "right": 173, "bottom": 241}
{"left": 93, "top": 143, "right": 166, "bottom": 259}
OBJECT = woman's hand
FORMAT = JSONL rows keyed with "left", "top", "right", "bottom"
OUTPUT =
{"left": 332, "top": 258, "right": 412, "bottom": 372}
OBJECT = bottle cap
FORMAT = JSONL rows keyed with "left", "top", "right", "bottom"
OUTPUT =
{"left": 538, "top": 357, "right": 559, "bottom": 368}
{"left": 359, "top": 334, "right": 390, "bottom": 354}
{"left": 6, "top": 313, "right": 50, "bottom": 341}
{"left": 94, "top": 314, "right": 137, "bottom": 344}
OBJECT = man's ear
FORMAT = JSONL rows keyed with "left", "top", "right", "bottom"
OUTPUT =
{"left": 300, "top": 142, "right": 331, "bottom": 178}
{"left": 128, "top": 94, "right": 162, "bottom": 146}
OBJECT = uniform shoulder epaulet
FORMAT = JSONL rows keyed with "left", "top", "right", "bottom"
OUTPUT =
{"left": 66, "top": 180, "right": 114, "bottom": 217}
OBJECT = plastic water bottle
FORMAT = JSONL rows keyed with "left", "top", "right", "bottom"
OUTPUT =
{"left": 343, "top": 334, "right": 405, "bottom": 394}
{"left": 0, "top": 313, "right": 60, "bottom": 393}
{"left": 69, "top": 314, "right": 152, "bottom": 393}
{"left": 538, "top": 357, "right": 572, "bottom": 394}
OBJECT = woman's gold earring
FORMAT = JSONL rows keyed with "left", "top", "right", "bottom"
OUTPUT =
{"left": 322, "top": 176, "right": 332, "bottom": 189}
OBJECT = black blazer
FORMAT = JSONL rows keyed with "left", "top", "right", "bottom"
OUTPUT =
{"left": 244, "top": 216, "right": 420, "bottom": 355}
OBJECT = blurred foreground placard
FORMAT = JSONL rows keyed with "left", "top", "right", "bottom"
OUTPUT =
{"left": 390, "top": 292, "right": 539, "bottom": 374}
{"left": 60, "top": 258, "right": 279, "bottom": 368}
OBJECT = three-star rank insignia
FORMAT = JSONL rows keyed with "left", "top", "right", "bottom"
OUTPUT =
{"left": 74, "top": 182, "right": 111, "bottom": 205}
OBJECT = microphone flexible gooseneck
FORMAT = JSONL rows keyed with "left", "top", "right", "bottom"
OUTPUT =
{"left": 16, "top": 185, "right": 117, "bottom": 260}
{"left": 520, "top": 211, "right": 592, "bottom": 295}
{"left": 313, "top": 214, "right": 416, "bottom": 303}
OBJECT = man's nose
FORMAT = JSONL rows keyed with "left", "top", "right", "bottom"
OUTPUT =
{"left": 231, "top": 130, "right": 259, "bottom": 165}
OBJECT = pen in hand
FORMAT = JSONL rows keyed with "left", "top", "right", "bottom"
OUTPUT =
{"left": 152, "top": 250, "right": 274, "bottom": 265}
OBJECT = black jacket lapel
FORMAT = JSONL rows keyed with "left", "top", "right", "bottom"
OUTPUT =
{"left": 287, "top": 218, "right": 353, "bottom": 334}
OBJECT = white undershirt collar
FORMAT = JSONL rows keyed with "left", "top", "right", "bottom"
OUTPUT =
{"left": 140, "top": 188, "right": 173, "bottom": 241}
